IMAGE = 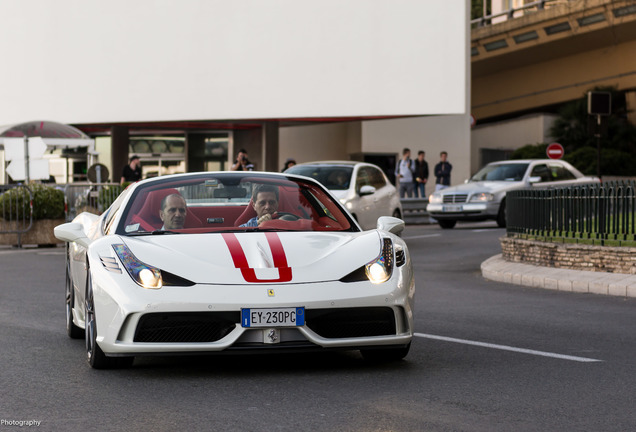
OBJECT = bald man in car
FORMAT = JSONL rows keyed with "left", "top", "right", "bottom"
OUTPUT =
{"left": 159, "top": 193, "right": 187, "bottom": 230}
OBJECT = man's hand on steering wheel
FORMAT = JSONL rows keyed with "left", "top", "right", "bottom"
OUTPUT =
{"left": 274, "top": 212, "right": 300, "bottom": 221}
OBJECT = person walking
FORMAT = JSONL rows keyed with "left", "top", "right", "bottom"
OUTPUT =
{"left": 394, "top": 148, "right": 415, "bottom": 198}
{"left": 434, "top": 151, "right": 452, "bottom": 191}
{"left": 413, "top": 151, "right": 429, "bottom": 198}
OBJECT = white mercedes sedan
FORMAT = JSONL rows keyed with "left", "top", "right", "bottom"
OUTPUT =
{"left": 427, "top": 159, "right": 599, "bottom": 229}
{"left": 55, "top": 171, "right": 414, "bottom": 368}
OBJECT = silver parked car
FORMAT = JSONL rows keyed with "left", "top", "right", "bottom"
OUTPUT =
{"left": 426, "top": 159, "right": 599, "bottom": 229}
{"left": 285, "top": 161, "right": 402, "bottom": 230}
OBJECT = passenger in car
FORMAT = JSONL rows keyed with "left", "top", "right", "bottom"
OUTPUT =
{"left": 239, "top": 185, "right": 279, "bottom": 227}
{"left": 160, "top": 193, "right": 188, "bottom": 230}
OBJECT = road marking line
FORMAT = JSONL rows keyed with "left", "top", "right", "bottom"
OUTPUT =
{"left": 403, "top": 234, "right": 441, "bottom": 240}
{"left": 415, "top": 333, "right": 603, "bottom": 363}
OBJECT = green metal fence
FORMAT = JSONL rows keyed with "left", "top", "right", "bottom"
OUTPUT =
{"left": 506, "top": 181, "right": 636, "bottom": 246}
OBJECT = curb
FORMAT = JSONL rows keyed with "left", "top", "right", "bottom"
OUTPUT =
{"left": 481, "top": 254, "right": 636, "bottom": 298}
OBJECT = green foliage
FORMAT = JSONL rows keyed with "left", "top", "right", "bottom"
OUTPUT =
{"left": 32, "top": 184, "right": 65, "bottom": 219}
{"left": 549, "top": 86, "right": 636, "bottom": 176}
{"left": 565, "top": 147, "right": 636, "bottom": 177}
{"left": 0, "top": 184, "right": 65, "bottom": 220}
{"left": 471, "top": 0, "right": 490, "bottom": 20}
{"left": 510, "top": 143, "right": 548, "bottom": 160}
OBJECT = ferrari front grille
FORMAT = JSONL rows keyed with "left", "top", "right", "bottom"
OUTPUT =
{"left": 305, "top": 307, "right": 396, "bottom": 338}
{"left": 134, "top": 312, "right": 239, "bottom": 343}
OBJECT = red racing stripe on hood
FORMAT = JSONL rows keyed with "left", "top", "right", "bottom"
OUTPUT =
{"left": 221, "top": 232, "right": 292, "bottom": 283}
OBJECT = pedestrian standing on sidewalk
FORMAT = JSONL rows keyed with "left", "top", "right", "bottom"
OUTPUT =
{"left": 395, "top": 148, "right": 415, "bottom": 198}
{"left": 434, "top": 151, "right": 452, "bottom": 191}
{"left": 413, "top": 150, "right": 429, "bottom": 198}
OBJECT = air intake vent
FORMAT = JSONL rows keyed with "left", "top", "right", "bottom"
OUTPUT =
{"left": 134, "top": 312, "right": 239, "bottom": 343}
{"left": 100, "top": 256, "right": 122, "bottom": 273}
{"left": 395, "top": 248, "right": 406, "bottom": 267}
{"left": 305, "top": 307, "right": 396, "bottom": 338}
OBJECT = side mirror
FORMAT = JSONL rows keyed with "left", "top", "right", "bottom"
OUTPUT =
{"left": 359, "top": 185, "right": 376, "bottom": 196}
{"left": 377, "top": 216, "right": 405, "bottom": 236}
{"left": 54, "top": 222, "right": 91, "bottom": 248}
{"left": 528, "top": 176, "right": 541, "bottom": 184}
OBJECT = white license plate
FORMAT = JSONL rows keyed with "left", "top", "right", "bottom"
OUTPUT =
{"left": 442, "top": 204, "right": 463, "bottom": 212}
{"left": 241, "top": 307, "right": 305, "bottom": 328}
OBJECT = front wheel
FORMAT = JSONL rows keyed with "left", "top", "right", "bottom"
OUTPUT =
{"left": 438, "top": 219, "right": 457, "bottom": 229}
{"left": 66, "top": 245, "right": 83, "bottom": 339}
{"left": 361, "top": 343, "right": 411, "bottom": 362}
{"left": 85, "top": 269, "right": 133, "bottom": 369}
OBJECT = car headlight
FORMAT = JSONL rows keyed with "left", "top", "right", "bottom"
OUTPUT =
{"left": 113, "top": 243, "right": 163, "bottom": 289}
{"left": 429, "top": 194, "right": 443, "bottom": 204}
{"left": 365, "top": 238, "right": 394, "bottom": 284}
{"left": 469, "top": 193, "right": 494, "bottom": 202}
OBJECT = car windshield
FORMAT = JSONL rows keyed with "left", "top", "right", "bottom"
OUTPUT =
{"left": 285, "top": 166, "right": 353, "bottom": 190}
{"left": 470, "top": 163, "right": 529, "bottom": 182}
{"left": 116, "top": 173, "right": 355, "bottom": 235}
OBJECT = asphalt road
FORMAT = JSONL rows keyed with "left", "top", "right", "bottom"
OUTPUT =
{"left": 1, "top": 222, "right": 635, "bottom": 431}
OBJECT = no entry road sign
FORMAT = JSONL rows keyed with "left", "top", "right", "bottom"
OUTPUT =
{"left": 546, "top": 143, "right": 564, "bottom": 159}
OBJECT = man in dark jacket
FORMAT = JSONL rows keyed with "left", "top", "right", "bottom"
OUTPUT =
{"left": 413, "top": 151, "right": 429, "bottom": 198}
{"left": 434, "top": 151, "right": 452, "bottom": 191}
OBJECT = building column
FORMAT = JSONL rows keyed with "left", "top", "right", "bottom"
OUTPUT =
{"left": 185, "top": 133, "right": 206, "bottom": 172}
{"left": 263, "top": 121, "right": 279, "bottom": 172}
{"left": 111, "top": 126, "right": 129, "bottom": 183}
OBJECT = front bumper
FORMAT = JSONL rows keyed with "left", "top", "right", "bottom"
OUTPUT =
{"left": 91, "top": 270, "right": 415, "bottom": 356}
{"left": 426, "top": 202, "right": 499, "bottom": 220}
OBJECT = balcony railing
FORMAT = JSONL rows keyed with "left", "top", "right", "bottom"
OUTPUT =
{"left": 472, "top": 0, "right": 560, "bottom": 28}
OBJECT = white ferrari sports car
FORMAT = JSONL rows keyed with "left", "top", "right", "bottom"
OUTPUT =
{"left": 55, "top": 171, "right": 414, "bottom": 368}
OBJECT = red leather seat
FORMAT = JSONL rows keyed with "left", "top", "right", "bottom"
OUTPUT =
{"left": 132, "top": 188, "right": 201, "bottom": 230}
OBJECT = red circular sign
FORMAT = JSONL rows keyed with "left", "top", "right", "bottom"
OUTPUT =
{"left": 546, "top": 142, "right": 564, "bottom": 159}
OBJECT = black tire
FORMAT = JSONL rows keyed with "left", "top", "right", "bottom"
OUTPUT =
{"left": 85, "top": 268, "right": 133, "bottom": 369}
{"left": 361, "top": 343, "right": 411, "bottom": 362}
{"left": 496, "top": 200, "right": 507, "bottom": 228}
{"left": 65, "top": 245, "right": 84, "bottom": 339}
{"left": 438, "top": 220, "right": 457, "bottom": 229}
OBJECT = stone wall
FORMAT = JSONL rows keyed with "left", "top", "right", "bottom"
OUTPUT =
{"left": 0, "top": 219, "right": 64, "bottom": 247}
{"left": 501, "top": 236, "right": 636, "bottom": 275}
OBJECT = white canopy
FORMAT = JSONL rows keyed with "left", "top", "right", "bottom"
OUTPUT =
{"left": 0, "top": 120, "right": 94, "bottom": 150}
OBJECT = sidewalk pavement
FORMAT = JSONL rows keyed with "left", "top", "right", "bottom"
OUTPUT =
{"left": 481, "top": 254, "right": 636, "bottom": 298}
